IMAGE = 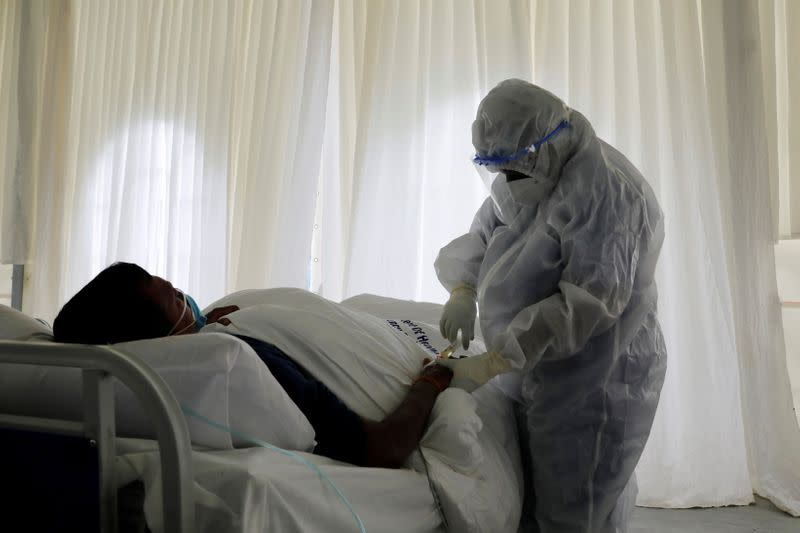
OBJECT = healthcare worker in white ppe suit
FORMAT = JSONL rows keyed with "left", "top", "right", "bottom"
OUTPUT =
{"left": 435, "top": 79, "right": 667, "bottom": 533}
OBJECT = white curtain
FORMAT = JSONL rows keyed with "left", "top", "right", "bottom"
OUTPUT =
{"left": 0, "top": 0, "right": 335, "bottom": 313}
{"left": 2, "top": 0, "right": 799, "bottom": 515}
{"left": 317, "top": 0, "right": 535, "bottom": 302}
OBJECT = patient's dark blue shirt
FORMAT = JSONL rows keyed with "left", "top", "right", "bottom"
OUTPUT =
{"left": 231, "top": 334, "right": 366, "bottom": 465}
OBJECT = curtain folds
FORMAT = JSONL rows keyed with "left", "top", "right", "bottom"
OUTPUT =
{"left": 1, "top": 0, "right": 798, "bottom": 515}
{"left": 0, "top": 1, "right": 24, "bottom": 264}
{"left": 707, "top": 0, "right": 800, "bottom": 514}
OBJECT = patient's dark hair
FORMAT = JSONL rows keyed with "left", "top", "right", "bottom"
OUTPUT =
{"left": 53, "top": 262, "right": 172, "bottom": 344}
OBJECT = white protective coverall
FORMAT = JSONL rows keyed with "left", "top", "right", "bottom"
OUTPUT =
{"left": 435, "top": 79, "right": 667, "bottom": 533}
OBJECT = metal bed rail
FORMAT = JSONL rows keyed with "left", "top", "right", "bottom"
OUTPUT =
{"left": 0, "top": 340, "right": 195, "bottom": 533}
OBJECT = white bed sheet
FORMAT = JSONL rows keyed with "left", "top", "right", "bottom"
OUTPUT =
{"left": 120, "top": 293, "right": 522, "bottom": 532}
{"left": 117, "top": 439, "right": 441, "bottom": 533}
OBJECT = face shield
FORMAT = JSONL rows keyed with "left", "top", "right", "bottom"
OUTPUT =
{"left": 474, "top": 161, "right": 501, "bottom": 192}
{"left": 472, "top": 120, "right": 570, "bottom": 190}
{"left": 472, "top": 120, "right": 571, "bottom": 221}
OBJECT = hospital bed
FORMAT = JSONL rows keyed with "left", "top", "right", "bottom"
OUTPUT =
{"left": 0, "top": 339, "right": 194, "bottom": 532}
{"left": 0, "top": 293, "right": 523, "bottom": 533}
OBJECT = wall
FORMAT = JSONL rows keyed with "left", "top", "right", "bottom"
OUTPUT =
{"left": 775, "top": 240, "right": 800, "bottom": 425}
{"left": 0, "top": 264, "right": 11, "bottom": 307}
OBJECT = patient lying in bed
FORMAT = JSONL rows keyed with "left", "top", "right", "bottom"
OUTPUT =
{"left": 52, "top": 262, "right": 454, "bottom": 469}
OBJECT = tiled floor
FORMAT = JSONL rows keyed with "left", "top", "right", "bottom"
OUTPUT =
{"left": 630, "top": 497, "right": 798, "bottom": 533}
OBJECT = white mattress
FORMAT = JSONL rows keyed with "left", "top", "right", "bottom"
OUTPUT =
{"left": 118, "top": 293, "right": 522, "bottom": 532}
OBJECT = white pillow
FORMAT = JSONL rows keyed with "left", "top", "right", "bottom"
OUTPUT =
{"left": 0, "top": 304, "right": 53, "bottom": 341}
{"left": 0, "top": 330, "right": 315, "bottom": 451}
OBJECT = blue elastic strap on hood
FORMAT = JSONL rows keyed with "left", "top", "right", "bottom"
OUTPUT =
{"left": 473, "top": 120, "right": 571, "bottom": 167}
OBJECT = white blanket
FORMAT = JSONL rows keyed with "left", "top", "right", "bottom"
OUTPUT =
{"left": 124, "top": 291, "right": 522, "bottom": 532}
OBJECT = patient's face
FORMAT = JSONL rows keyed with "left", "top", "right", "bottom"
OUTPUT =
{"left": 140, "top": 276, "right": 195, "bottom": 335}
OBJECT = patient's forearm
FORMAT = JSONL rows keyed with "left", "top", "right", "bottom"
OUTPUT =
{"left": 363, "top": 368, "right": 452, "bottom": 468}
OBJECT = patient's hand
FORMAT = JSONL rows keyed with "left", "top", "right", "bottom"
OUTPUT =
{"left": 205, "top": 305, "right": 239, "bottom": 326}
{"left": 417, "top": 359, "right": 454, "bottom": 393}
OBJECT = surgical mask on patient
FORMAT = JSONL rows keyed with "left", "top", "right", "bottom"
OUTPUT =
{"left": 168, "top": 291, "right": 207, "bottom": 335}
{"left": 185, "top": 293, "right": 207, "bottom": 329}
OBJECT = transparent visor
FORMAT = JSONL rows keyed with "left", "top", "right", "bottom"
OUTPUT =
{"left": 471, "top": 119, "right": 571, "bottom": 190}
{"left": 474, "top": 162, "right": 501, "bottom": 191}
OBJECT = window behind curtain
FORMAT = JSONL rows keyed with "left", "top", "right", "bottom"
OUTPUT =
{"left": 0, "top": 264, "right": 11, "bottom": 307}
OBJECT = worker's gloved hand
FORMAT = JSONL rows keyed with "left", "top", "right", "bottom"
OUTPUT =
{"left": 434, "top": 351, "right": 512, "bottom": 393}
{"left": 440, "top": 286, "right": 477, "bottom": 350}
